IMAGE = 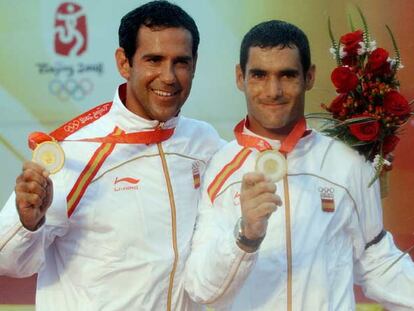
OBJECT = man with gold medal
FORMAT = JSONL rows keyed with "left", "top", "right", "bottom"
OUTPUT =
{"left": 185, "top": 20, "right": 414, "bottom": 310}
{"left": 0, "top": 1, "right": 223, "bottom": 310}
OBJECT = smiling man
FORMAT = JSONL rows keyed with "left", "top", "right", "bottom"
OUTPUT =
{"left": 184, "top": 20, "right": 414, "bottom": 310}
{"left": 0, "top": 1, "right": 222, "bottom": 310}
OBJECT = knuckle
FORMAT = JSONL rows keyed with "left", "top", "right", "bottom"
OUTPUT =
{"left": 242, "top": 173, "right": 254, "bottom": 184}
{"left": 22, "top": 169, "right": 33, "bottom": 181}
{"left": 264, "top": 183, "right": 274, "bottom": 193}
{"left": 27, "top": 181, "right": 38, "bottom": 192}
{"left": 33, "top": 195, "right": 43, "bottom": 207}
{"left": 257, "top": 182, "right": 274, "bottom": 194}
{"left": 256, "top": 182, "right": 266, "bottom": 191}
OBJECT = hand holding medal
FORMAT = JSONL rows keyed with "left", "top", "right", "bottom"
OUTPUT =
{"left": 16, "top": 106, "right": 175, "bottom": 232}
{"left": 233, "top": 118, "right": 307, "bottom": 253}
{"left": 237, "top": 172, "right": 282, "bottom": 252}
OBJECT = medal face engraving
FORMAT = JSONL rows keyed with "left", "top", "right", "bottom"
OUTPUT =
{"left": 255, "top": 150, "right": 287, "bottom": 182}
{"left": 32, "top": 141, "right": 65, "bottom": 174}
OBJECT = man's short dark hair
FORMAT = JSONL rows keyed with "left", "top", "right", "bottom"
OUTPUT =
{"left": 119, "top": 0, "right": 199, "bottom": 64}
{"left": 240, "top": 20, "right": 311, "bottom": 76}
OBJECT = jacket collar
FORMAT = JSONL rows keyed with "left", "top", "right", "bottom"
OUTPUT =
{"left": 242, "top": 118, "right": 314, "bottom": 156}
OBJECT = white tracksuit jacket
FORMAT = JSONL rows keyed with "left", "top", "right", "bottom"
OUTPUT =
{"left": 0, "top": 85, "right": 223, "bottom": 310}
{"left": 185, "top": 129, "right": 414, "bottom": 311}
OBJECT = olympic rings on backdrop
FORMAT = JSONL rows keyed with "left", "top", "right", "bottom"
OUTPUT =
{"left": 48, "top": 78, "right": 93, "bottom": 101}
{"left": 49, "top": 79, "right": 69, "bottom": 101}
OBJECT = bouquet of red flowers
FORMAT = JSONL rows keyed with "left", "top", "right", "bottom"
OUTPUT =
{"left": 316, "top": 9, "right": 413, "bottom": 185}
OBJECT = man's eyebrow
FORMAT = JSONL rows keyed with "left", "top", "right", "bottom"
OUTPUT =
{"left": 175, "top": 55, "right": 193, "bottom": 62}
{"left": 248, "top": 68, "right": 267, "bottom": 74}
{"left": 141, "top": 53, "right": 163, "bottom": 60}
{"left": 140, "top": 54, "right": 193, "bottom": 63}
{"left": 280, "top": 68, "right": 300, "bottom": 75}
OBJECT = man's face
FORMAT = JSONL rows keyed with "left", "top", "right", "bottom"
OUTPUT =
{"left": 236, "top": 46, "right": 315, "bottom": 139}
{"left": 116, "top": 26, "right": 196, "bottom": 122}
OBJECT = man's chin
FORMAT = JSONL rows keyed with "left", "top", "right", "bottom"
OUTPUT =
{"left": 150, "top": 109, "right": 181, "bottom": 123}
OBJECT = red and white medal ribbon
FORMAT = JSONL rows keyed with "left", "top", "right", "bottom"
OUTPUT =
{"left": 234, "top": 117, "right": 307, "bottom": 182}
{"left": 28, "top": 103, "right": 175, "bottom": 174}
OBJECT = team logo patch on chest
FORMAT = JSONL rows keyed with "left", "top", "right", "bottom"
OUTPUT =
{"left": 319, "top": 187, "right": 335, "bottom": 212}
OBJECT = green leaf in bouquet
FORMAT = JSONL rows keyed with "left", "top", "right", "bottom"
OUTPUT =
{"left": 328, "top": 17, "right": 341, "bottom": 66}
{"left": 356, "top": 6, "right": 370, "bottom": 47}
{"left": 386, "top": 25, "right": 401, "bottom": 70}
{"left": 337, "top": 116, "right": 376, "bottom": 127}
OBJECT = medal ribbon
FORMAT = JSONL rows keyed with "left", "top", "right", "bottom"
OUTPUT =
{"left": 234, "top": 117, "right": 307, "bottom": 154}
{"left": 28, "top": 102, "right": 175, "bottom": 150}
{"left": 28, "top": 128, "right": 174, "bottom": 150}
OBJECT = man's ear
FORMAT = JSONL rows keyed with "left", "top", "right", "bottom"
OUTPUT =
{"left": 236, "top": 64, "right": 245, "bottom": 91}
{"left": 115, "top": 48, "right": 131, "bottom": 80}
{"left": 305, "top": 64, "right": 316, "bottom": 91}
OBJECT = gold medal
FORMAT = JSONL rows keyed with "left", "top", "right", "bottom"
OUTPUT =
{"left": 32, "top": 141, "right": 65, "bottom": 174}
{"left": 255, "top": 150, "right": 287, "bottom": 182}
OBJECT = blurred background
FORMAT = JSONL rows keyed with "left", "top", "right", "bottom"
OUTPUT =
{"left": 1, "top": 0, "right": 413, "bottom": 310}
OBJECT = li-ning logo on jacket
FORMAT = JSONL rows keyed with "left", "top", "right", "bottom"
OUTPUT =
{"left": 54, "top": 2, "right": 87, "bottom": 56}
{"left": 113, "top": 177, "right": 140, "bottom": 192}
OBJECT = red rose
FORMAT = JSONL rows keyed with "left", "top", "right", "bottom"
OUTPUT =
{"left": 382, "top": 135, "right": 400, "bottom": 156}
{"left": 340, "top": 30, "right": 364, "bottom": 57}
{"left": 348, "top": 116, "right": 380, "bottom": 141}
{"left": 341, "top": 55, "right": 358, "bottom": 67}
{"left": 383, "top": 90, "right": 411, "bottom": 116}
{"left": 366, "top": 48, "right": 391, "bottom": 75}
{"left": 329, "top": 94, "right": 348, "bottom": 116}
{"left": 331, "top": 66, "right": 359, "bottom": 93}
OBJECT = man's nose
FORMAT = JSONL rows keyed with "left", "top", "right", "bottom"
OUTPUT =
{"left": 266, "top": 76, "right": 283, "bottom": 98}
{"left": 159, "top": 62, "right": 177, "bottom": 84}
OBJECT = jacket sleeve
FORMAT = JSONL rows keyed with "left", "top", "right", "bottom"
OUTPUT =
{"left": 350, "top": 161, "right": 414, "bottom": 310}
{"left": 184, "top": 172, "right": 257, "bottom": 309}
{"left": 355, "top": 232, "right": 414, "bottom": 311}
{"left": 0, "top": 183, "right": 69, "bottom": 278}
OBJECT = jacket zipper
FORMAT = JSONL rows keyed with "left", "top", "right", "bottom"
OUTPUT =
{"left": 283, "top": 174, "right": 293, "bottom": 311}
{"left": 157, "top": 142, "right": 179, "bottom": 311}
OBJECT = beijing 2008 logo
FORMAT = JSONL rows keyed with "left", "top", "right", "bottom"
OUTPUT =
{"left": 36, "top": 2, "right": 104, "bottom": 102}
{"left": 54, "top": 2, "right": 87, "bottom": 56}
